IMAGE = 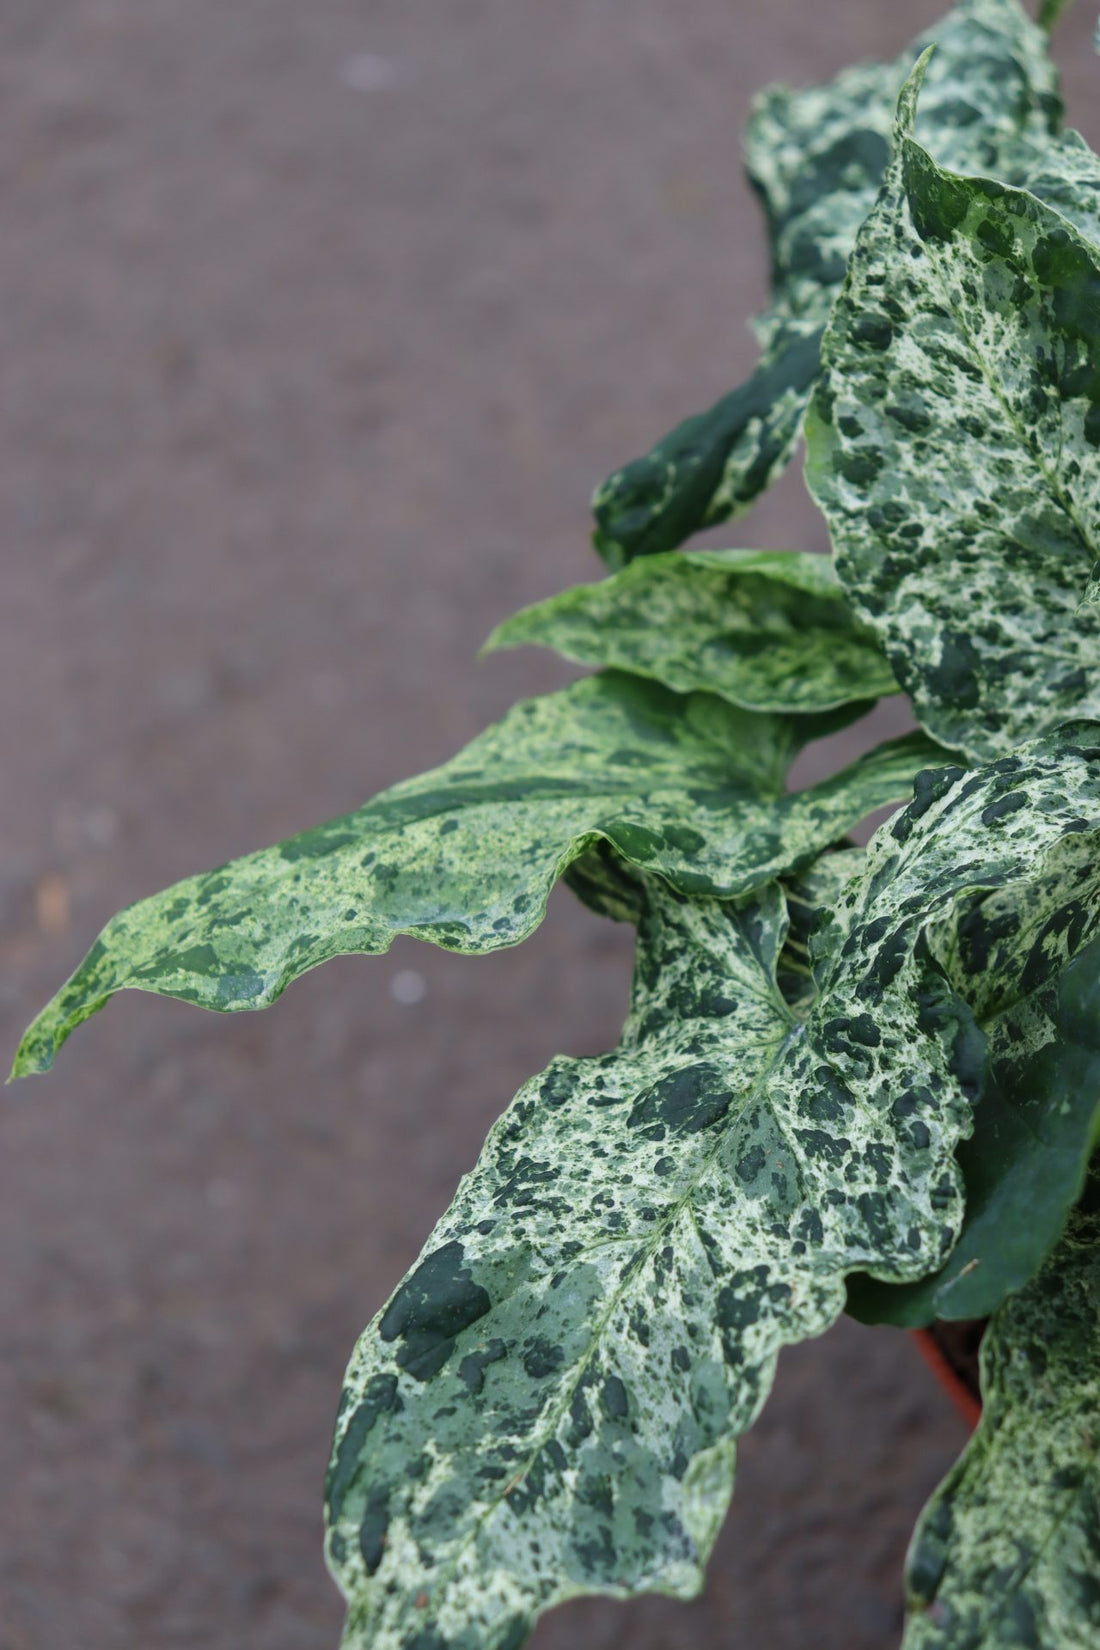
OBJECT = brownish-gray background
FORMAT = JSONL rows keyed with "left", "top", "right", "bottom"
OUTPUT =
{"left": 3, "top": 4, "right": 1097, "bottom": 1646}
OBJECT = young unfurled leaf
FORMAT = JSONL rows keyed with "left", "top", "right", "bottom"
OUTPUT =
{"left": 325, "top": 725, "right": 1100, "bottom": 1650}
{"left": 848, "top": 930, "right": 1100, "bottom": 1326}
{"left": 12, "top": 674, "right": 942, "bottom": 1078}
{"left": 902, "top": 1178, "right": 1100, "bottom": 1647}
{"left": 591, "top": 0, "right": 1061, "bottom": 567}
{"left": 484, "top": 550, "right": 898, "bottom": 713}
{"left": 806, "top": 55, "right": 1100, "bottom": 760}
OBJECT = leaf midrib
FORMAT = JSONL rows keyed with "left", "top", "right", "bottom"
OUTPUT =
{"left": 360, "top": 999, "right": 801, "bottom": 1631}
{"left": 905, "top": 145, "right": 1099, "bottom": 579}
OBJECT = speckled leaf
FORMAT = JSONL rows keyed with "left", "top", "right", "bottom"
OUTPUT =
{"left": 1001, "top": 127, "right": 1100, "bottom": 249}
{"left": 591, "top": 0, "right": 1061, "bottom": 567}
{"left": 903, "top": 1179, "right": 1100, "bottom": 1648}
{"left": 746, "top": 0, "right": 1059, "bottom": 341}
{"left": 484, "top": 550, "right": 898, "bottom": 713}
{"left": 777, "top": 844, "right": 867, "bottom": 1014}
{"left": 849, "top": 930, "right": 1100, "bottom": 1326}
{"left": 591, "top": 324, "right": 823, "bottom": 569}
{"left": 806, "top": 56, "right": 1100, "bottom": 759}
{"left": 325, "top": 725, "right": 1100, "bottom": 1650}
{"left": 12, "top": 673, "right": 943, "bottom": 1078}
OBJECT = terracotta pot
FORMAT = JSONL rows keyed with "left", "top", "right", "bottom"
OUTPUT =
{"left": 912, "top": 1322, "right": 984, "bottom": 1431}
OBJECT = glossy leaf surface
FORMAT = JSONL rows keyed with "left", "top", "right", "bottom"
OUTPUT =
{"left": 326, "top": 724, "right": 1100, "bottom": 1650}
{"left": 848, "top": 930, "right": 1100, "bottom": 1326}
{"left": 591, "top": 0, "right": 1061, "bottom": 567}
{"left": 807, "top": 57, "right": 1100, "bottom": 759}
{"left": 484, "top": 550, "right": 897, "bottom": 712}
{"left": 903, "top": 1180, "right": 1100, "bottom": 1647}
{"left": 13, "top": 674, "right": 940, "bottom": 1077}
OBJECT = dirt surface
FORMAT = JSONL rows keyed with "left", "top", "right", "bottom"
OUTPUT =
{"left": 2, "top": 4, "right": 1097, "bottom": 1647}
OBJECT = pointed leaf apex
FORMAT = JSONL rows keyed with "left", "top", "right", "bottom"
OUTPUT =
{"left": 895, "top": 47, "right": 935, "bottom": 139}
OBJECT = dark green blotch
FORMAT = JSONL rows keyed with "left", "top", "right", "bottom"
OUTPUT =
{"left": 600, "top": 1375, "right": 629, "bottom": 1419}
{"left": 326, "top": 1373, "right": 398, "bottom": 1521}
{"left": 458, "top": 1338, "right": 506, "bottom": 1395}
{"left": 838, "top": 448, "right": 884, "bottom": 488}
{"left": 379, "top": 1240, "right": 491, "bottom": 1381}
{"left": 926, "top": 633, "right": 981, "bottom": 711}
{"left": 907, "top": 1491, "right": 952, "bottom": 1603}
{"left": 407, "top": 1631, "right": 449, "bottom": 1650}
{"left": 735, "top": 1143, "right": 767, "bottom": 1184}
{"left": 539, "top": 1068, "right": 574, "bottom": 1107}
{"left": 278, "top": 827, "right": 358, "bottom": 863}
{"left": 886, "top": 397, "right": 931, "bottom": 435}
{"left": 850, "top": 313, "right": 893, "bottom": 351}
{"left": 523, "top": 1337, "right": 565, "bottom": 1380}
{"left": 907, "top": 161, "right": 970, "bottom": 244}
{"left": 358, "top": 1485, "right": 390, "bottom": 1575}
{"left": 716, "top": 1275, "right": 763, "bottom": 1335}
{"left": 907, "top": 764, "right": 967, "bottom": 825}
{"left": 629, "top": 1065, "right": 731, "bottom": 1137}
{"left": 980, "top": 790, "right": 1027, "bottom": 825}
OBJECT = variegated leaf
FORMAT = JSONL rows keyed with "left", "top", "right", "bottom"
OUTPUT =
{"left": 849, "top": 929, "right": 1100, "bottom": 1326}
{"left": 746, "top": 0, "right": 1060, "bottom": 340}
{"left": 1002, "top": 128, "right": 1100, "bottom": 248}
{"left": 591, "top": 0, "right": 1061, "bottom": 567}
{"left": 591, "top": 323, "right": 822, "bottom": 570}
{"left": 325, "top": 724, "right": 1100, "bottom": 1650}
{"left": 777, "top": 843, "right": 867, "bottom": 1014}
{"left": 806, "top": 54, "right": 1100, "bottom": 760}
{"left": 903, "top": 1177, "right": 1100, "bottom": 1647}
{"left": 12, "top": 673, "right": 942, "bottom": 1077}
{"left": 484, "top": 550, "right": 898, "bottom": 713}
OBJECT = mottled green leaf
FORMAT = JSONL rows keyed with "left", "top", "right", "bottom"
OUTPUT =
{"left": 325, "top": 725, "right": 1100, "bottom": 1650}
{"left": 592, "top": 0, "right": 1061, "bottom": 567}
{"left": 1003, "top": 127, "right": 1100, "bottom": 248}
{"left": 848, "top": 930, "right": 1100, "bottom": 1326}
{"left": 591, "top": 325, "right": 822, "bottom": 570}
{"left": 777, "top": 843, "right": 866, "bottom": 1014}
{"left": 746, "top": 0, "right": 1060, "bottom": 337}
{"left": 806, "top": 55, "right": 1100, "bottom": 760}
{"left": 903, "top": 1179, "right": 1100, "bottom": 1647}
{"left": 484, "top": 550, "right": 898, "bottom": 713}
{"left": 12, "top": 673, "right": 942, "bottom": 1078}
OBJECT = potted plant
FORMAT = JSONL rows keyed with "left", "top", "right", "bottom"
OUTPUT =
{"left": 14, "top": 1, "right": 1100, "bottom": 1644}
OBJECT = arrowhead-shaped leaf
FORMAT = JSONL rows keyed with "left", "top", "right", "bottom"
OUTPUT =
{"left": 484, "top": 551, "right": 898, "bottom": 713}
{"left": 325, "top": 724, "right": 1100, "bottom": 1650}
{"left": 12, "top": 673, "right": 942, "bottom": 1077}
{"left": 806, "top": 54, "right": 1100, "bottom": 760}
{"left": 902, "top": 1175, "right": 1100, "bottom": 1647}
{"left": 592, "top": 0, "right": 1062, "bottom": 567}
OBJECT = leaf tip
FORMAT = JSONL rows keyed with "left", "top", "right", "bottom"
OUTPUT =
{"left": 8, "top": 1023, "right": 56, "bottom": 1082}
{"left": 895, "top": 45, "right": 936, "bottom": 139}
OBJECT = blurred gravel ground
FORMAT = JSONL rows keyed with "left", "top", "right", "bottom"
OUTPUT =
{"left": 2, "top": 4, "right": 1097, "bottom": 1647}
